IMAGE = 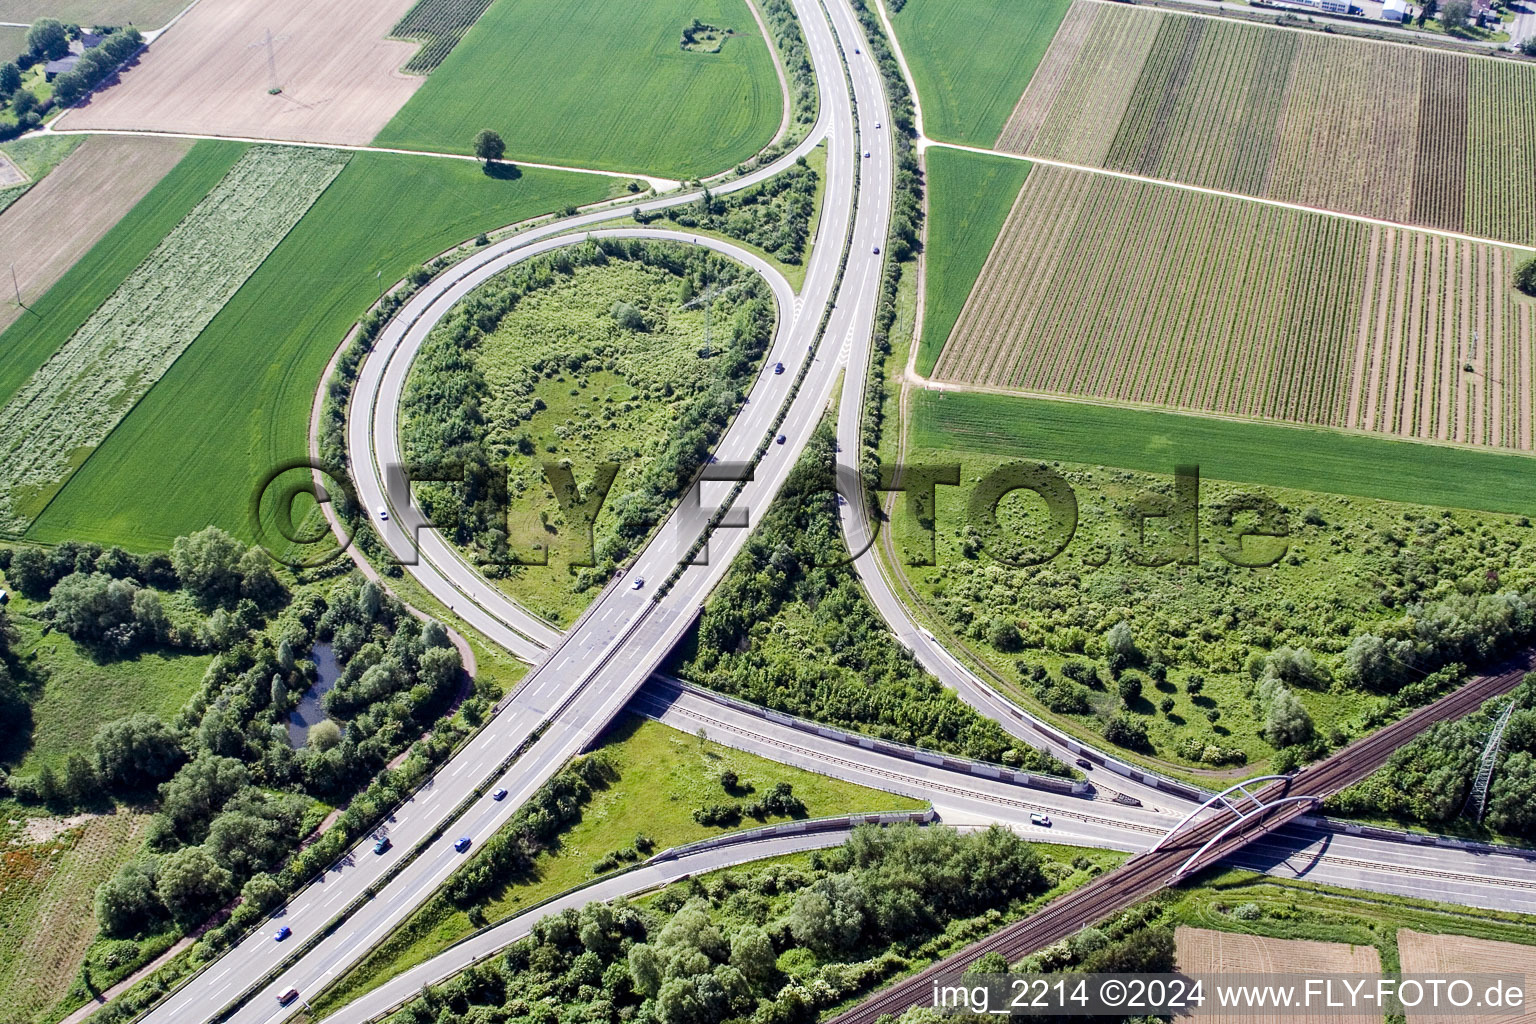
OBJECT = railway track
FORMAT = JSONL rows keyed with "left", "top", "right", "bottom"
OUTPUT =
{"left": 829, "top": 651, "right": 1536, "bottom": 1024}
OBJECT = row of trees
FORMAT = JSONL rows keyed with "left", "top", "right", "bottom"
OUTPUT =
{"left": 1, "top": 22, "right": 141, "bottom": 138}
{"left": 0, "top": 527, "right": 287, "bottom": 658}
{"left": 396, "top": 824, "right": 1055, "bottom": 1024}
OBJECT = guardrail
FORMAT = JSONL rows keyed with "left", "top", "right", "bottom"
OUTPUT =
{"left": 342, "top": 809, "right": 934, "bottom": 1024}
{"left": 1303, "top": 814, "right": 1536, "bottom": 860}
{"left": 647, "top": 677, "right": 1090, "bottom": 796}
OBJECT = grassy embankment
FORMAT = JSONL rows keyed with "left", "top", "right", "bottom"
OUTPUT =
{"left": 308, "top": 715, "right": 927, "bottom": 1015}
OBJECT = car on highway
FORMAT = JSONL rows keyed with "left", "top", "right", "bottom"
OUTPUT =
{"left": 493, "top": 788, "right": 508, "bottom": 801}
{"left": 873, "top": 246, "right": 880, "bottom": 254}
{"left": 375, "top": 505, "right": 388, "bottom": 521}
{"left": 876, "top": 122, "right": 881, "bottom": 129}
{"left": 274, "top": 925, "right": 292, "bottom": 942}
{"left": 864, "top": 151, "right": 870, "bottom": 158}
{"left": 372, "top": 836, "right": 391, "bottom": 854}
{"left": 774, "top": 361, "right": 785, "bottom": 374}
{"left": 454, "top": 836, "right": 472, "bottom": 852}
{"left": 278, "top": 988, "right": 300, "bottom": 1006}
{"left": 775, "top": 434, "right": 786, "bottom": 445}
{"left": 632, "top": 577, "right": 645, "bottom": 590}
{"left": 1029, "top": 813, "right": 1052, "bottom": 827}
{"left": 1076, "top": 758, "right": 1092, "bottom": 771}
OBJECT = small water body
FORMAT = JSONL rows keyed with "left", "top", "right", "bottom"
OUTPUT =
{"left": 287, "top": 642, "right": 341, "bottom": 748}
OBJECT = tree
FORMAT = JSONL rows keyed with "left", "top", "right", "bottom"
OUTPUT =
{"left": 0, "top": 63, "right": 20, "bottom": 97}
{"left": 10, "top": 88, "right": 38, "bottom": 119}
{"left": 156, "top": 845, "right": 234, "bottom": 926}
{"left": 26, "top": 19, "right": 68, "bottom": 61}
{"left": 1441, "top": 0, "right": 1472, "bottom": 28}
{"left": 988, "top": 617, "right": 1023, "bottom": 652}
{"left": 473, "top": 129, "right": 506, "bottom": 166}
{"left": 44, "top": 572, "right": 139, "bottom": 648}
{"left": 307, "top": 718, "right": 342, "bottom": 751}
{"left": 95, "top": 858, "right": 164, "bottom": 937}
{"left": 158, "top": 753, "right": 250, "bottom": 838}
{"left": 1522, "top": 36, "right": 1536, "bottom": 57}
{"left": 1263, "top": 685, "right": 1314, "bottom": 747}
{"left": 1104, "top": 621, "right": 1139, "bottom": 674}
{"left": 729, "top": 925, "right": 776, "bottom": 985}
{"left": 171, "top": 526, "right": 246, "bottom": 607}
{"left": 1102, "top": 712, "right": 1150, "bottom": 751}
{"left": 63, "top": 752, "right": 99, "bottom": 804}
{"left": 1516, "top": 255, "right": 1536, "bottom": 297}
{"left": 786, "top": 874, "right": 865, "bottom": 954}
{"left": 628, "top": 942, "right": 663, "bottom": 997}
{"left": 1116, "top": 673, "right": 1143, "bottom": 704}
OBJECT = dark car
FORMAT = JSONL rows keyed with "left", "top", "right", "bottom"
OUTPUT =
{"left": 373, "top": 836, "right": 391, "bottom": 855}
{"left": 774, "top": 362, "right": 785, "bottom": 374}
{"left": 775, "top": 434, "right": 787, "bottom": 445}
{"left": 454, "top": 836, "right": 472, "bottom": 853}
{"left": 873, "top": 246, "right": 880, "bottom": 254}
{"left": 1075, "top": 758, "right": 1092, "bottom": 771}
{"left": 493, "top": 788, "right": 508, "bottom": 801}
{"left": 274, "top": 926, "right": 292, "bottom": 942}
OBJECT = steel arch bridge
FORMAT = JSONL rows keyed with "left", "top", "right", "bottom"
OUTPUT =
{"left": 1151, "top": 776, "right": 1321, "bottom": 880}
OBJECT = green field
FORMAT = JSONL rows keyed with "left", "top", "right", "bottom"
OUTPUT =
{"left": 312, "top": 715, "right": 924, "bottom": 1015}
{"left": 27, "top": 153, "right": 611, "bottom": 550}
{"left": 374, "top": 0, "right": 782, "bottom": 178}
{"left": 0, "top": 134, "right": 82, "bottom": 183}
{"left": 1, "top": 0, "right": 188, "bottom": 29}
{"left": 889, "top": 0, "right": 1072, "bottom": 146}
{"left": 916, "top": 147, "right": 1027, "bottom": 377}
{"left": 0, "top": 141, "right": 240, "bottom": 413}
{"left": 913, "top": 391, "right": 1536, "bottom": 516}
{"left": 0, "top": 582, "right": 211, "bottom": 774}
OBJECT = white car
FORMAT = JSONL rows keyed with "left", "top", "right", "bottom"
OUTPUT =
{"left": 632, "top": 577, "right": 645, "bottom": 590}
{"left": 375, "top": 505, "right": 389, "bottom": 521}
{"left": 1030, "top": 813, "right": 1052, "bottom": 827}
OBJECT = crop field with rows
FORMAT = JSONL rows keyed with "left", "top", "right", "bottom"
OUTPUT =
{"left": 0, "top": 146, "right": 347, "bottom": 535}
{"left": 1348, "top": 228, "right": 1536, "bottom": 449}
{"left": 933, "top": 166, "right": 1536, "bottom": 451}
{"left": 390, "top": 0, "right": 497, "bottom": 73}
{"left": 996, "top": 1, "right": 1536, "bottom": 244}
{"left": 0, "top": 813, "right": 151, "bottom": 1023}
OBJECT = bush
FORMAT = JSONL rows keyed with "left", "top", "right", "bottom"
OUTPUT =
{"left": 1517, "top": 255, "right": 1536, "bottom": 297}
{"left": 1102, "top": 713, "right": 1150, "bottom": 751}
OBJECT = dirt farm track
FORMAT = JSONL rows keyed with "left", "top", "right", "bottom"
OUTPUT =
{"left": 59, "top": 0, "right": 425, "bottom": 147}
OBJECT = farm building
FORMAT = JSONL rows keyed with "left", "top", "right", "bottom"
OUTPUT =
{"left": 43, "top": 33, "right": 106, "bottom": 80}
{"left": 43, "top": 55, "right": 79, "bottom": 81}
{"left": 1382, "top": 0, "right": 1409, "bottom": 20}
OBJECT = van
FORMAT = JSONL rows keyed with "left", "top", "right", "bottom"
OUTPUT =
{"left": 1029, "top": 813, "right": 1051, "bottom": 827}
{"left": 278, "top": 988, "right": 300, "bottom": 1006}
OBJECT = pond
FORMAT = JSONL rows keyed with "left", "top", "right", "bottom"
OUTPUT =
{"left": 287, "top": 642, "right": 340, "bottom": 748}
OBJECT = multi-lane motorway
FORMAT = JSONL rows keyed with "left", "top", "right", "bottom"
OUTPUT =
{"left": 132, "top": 0, "right": 1536, "bottom": 1020}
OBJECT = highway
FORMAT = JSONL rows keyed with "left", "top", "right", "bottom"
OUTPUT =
{"left": 133, "top": 0, "right": 886, "bottom": 1020}
{"left": 306, "top": 678, "right": 1536, "bottom": 1024}
{"left": 129, "top": 0, "right": 1536, "bottom": 1018}
{"left": 828, "top": 651, "right": 1536, "bottom": 1024}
